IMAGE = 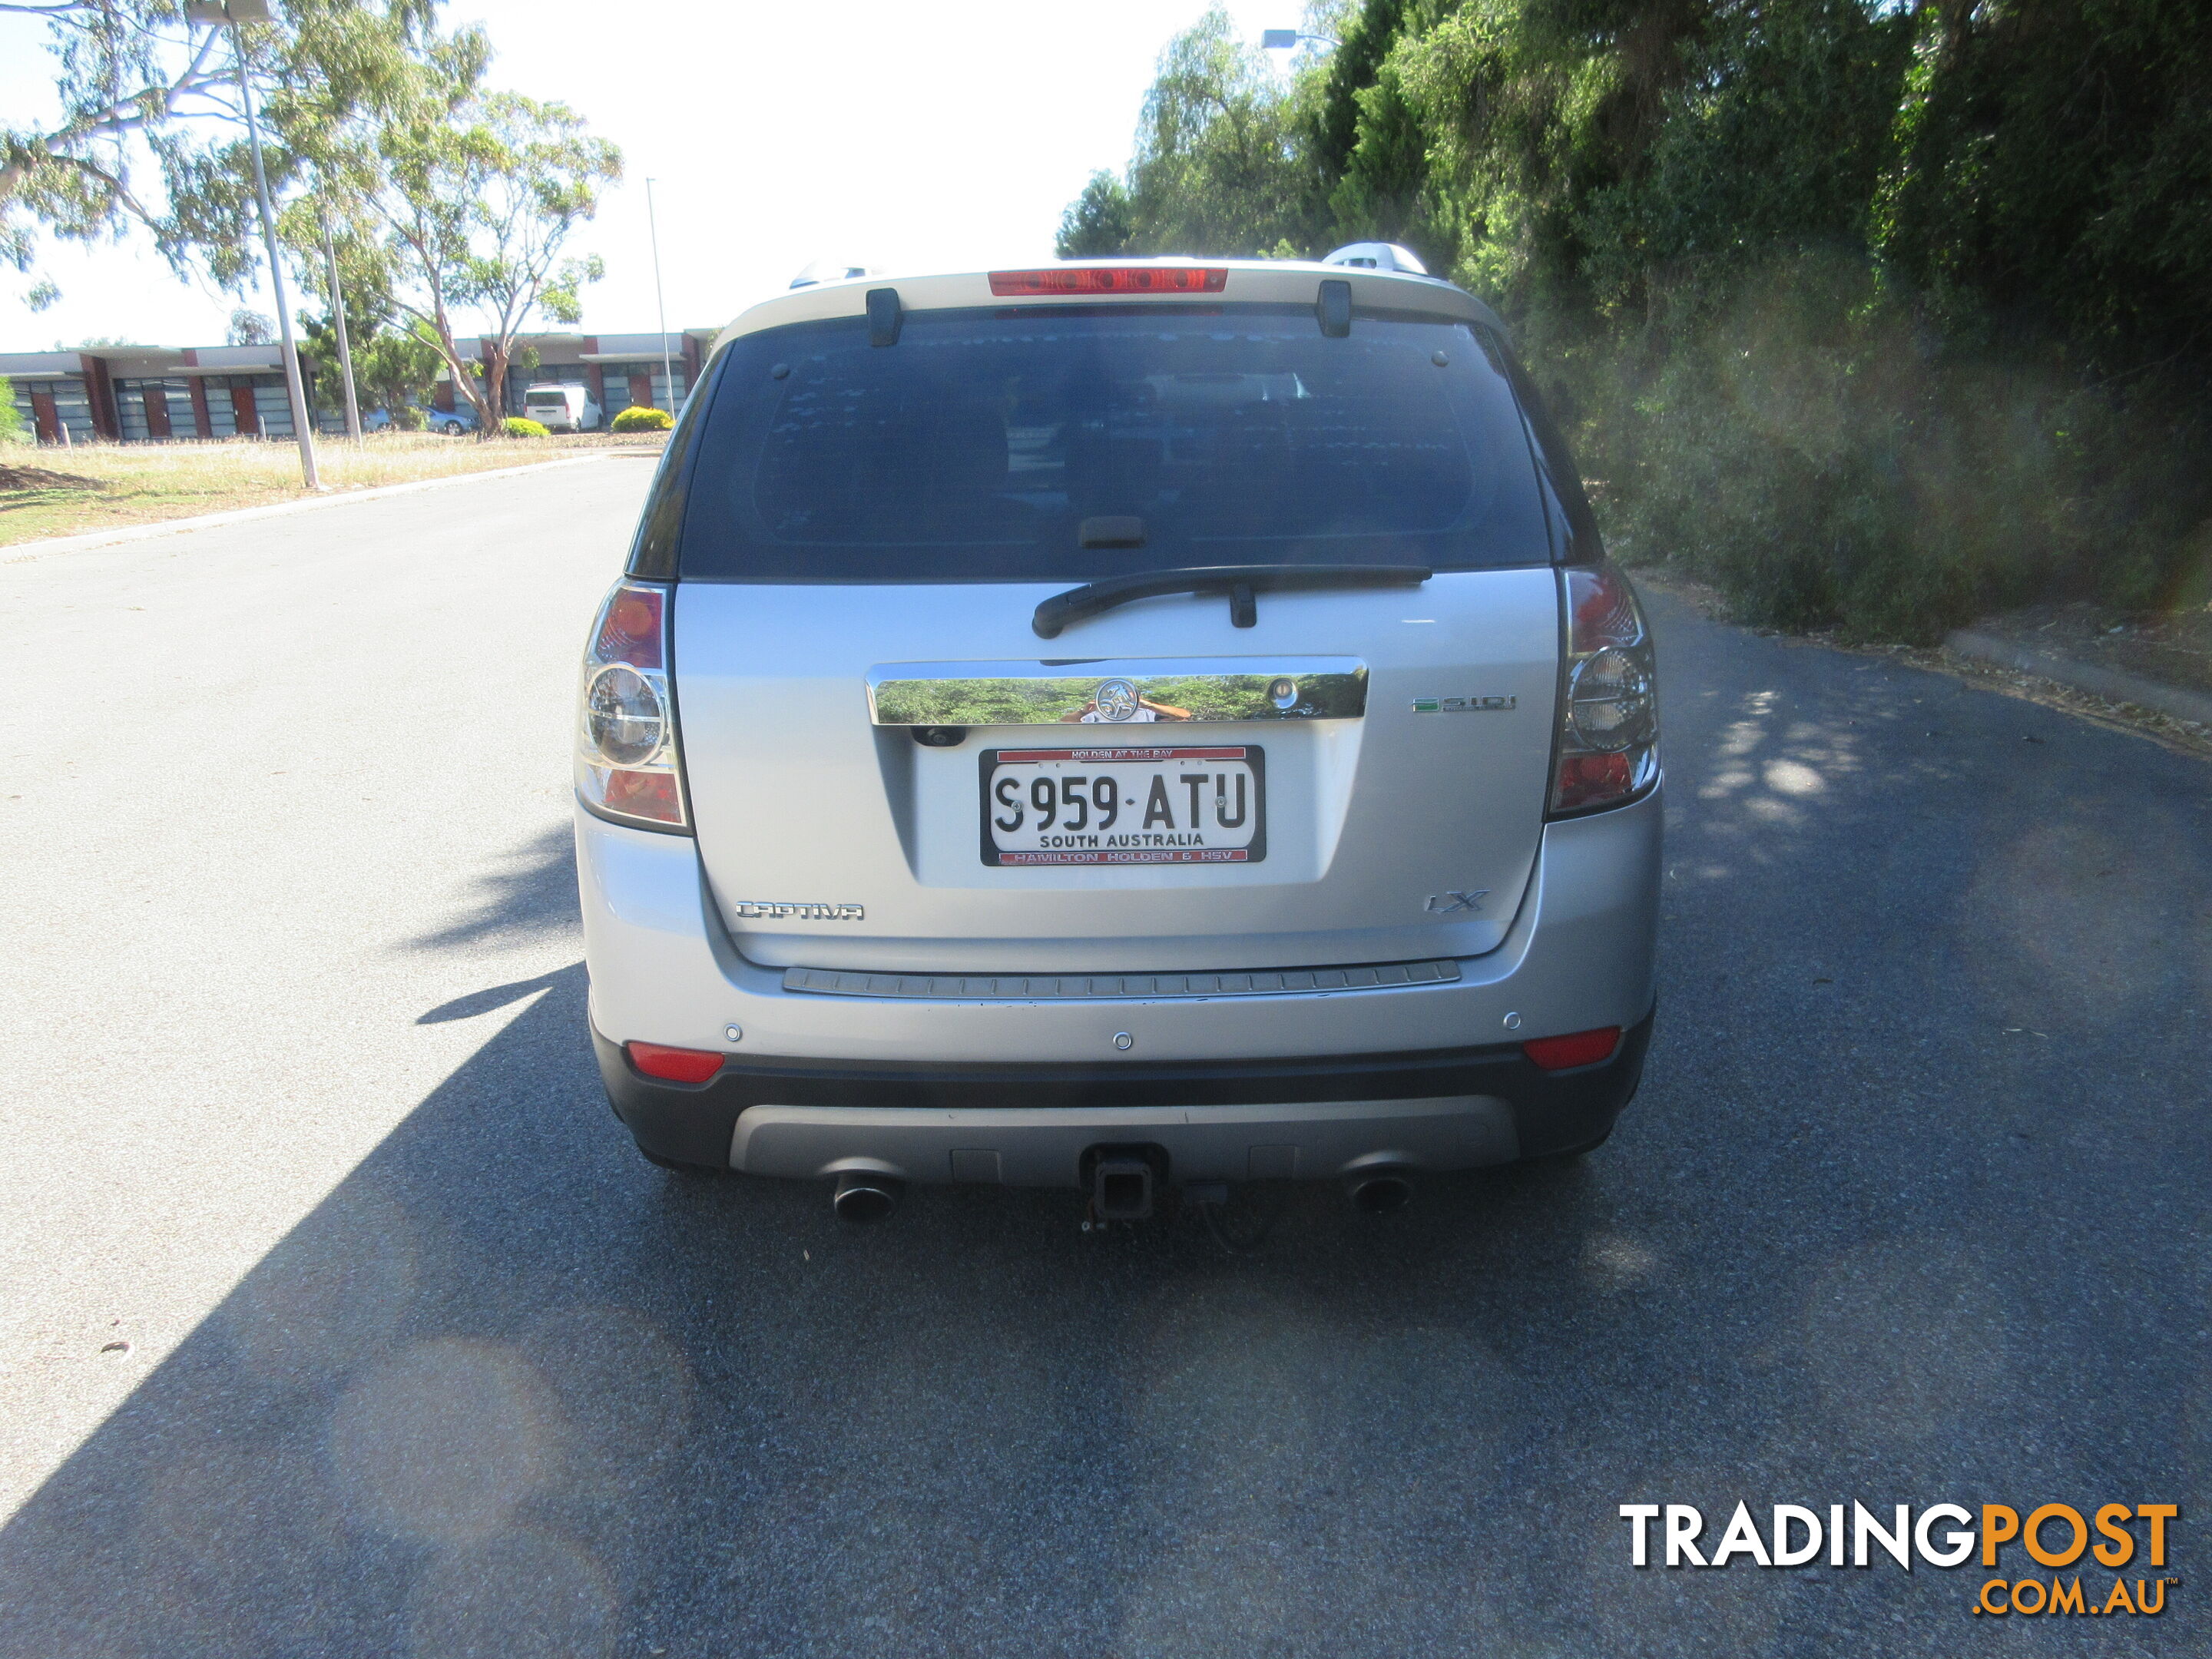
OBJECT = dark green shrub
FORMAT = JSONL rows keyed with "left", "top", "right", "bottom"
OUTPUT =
{"left": 1584, "top": 254, "right": 2210, "bottom": 640}
{"left": 502, "top": 416, "right": 550, "bottom": 439}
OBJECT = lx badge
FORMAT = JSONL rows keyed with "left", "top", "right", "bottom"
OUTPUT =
{"left": 1426, "top": 890, "right": 1488, "bottom": 915}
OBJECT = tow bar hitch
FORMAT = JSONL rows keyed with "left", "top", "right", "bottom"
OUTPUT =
{"left": 1082, "top": 1145, "right": 1164, "bottom": 1222}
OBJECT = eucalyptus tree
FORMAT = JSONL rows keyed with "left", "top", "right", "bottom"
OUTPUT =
{"left": 337, "top": 82, "right": 619, "bottom": 428}
{"left": 445, "top": 94, "right": 616, "bottom": 422}
{"left": 0, "top": 0, "right": 439, "bottom": 306}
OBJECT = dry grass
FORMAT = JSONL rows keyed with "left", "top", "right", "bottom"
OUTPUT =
{"left": 0, "top": 431, "right": 666, "bottom": 548}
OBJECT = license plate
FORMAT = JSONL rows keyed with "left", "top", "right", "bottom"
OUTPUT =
{"left": 979, "top": 746, "right": 1267, "bottom": 866}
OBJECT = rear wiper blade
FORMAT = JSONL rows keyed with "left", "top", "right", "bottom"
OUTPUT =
{"left": 1031, "top": 563, "right": 1432, "bottom": 639}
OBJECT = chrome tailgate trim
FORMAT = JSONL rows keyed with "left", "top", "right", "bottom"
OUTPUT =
{"left": 866, "top": 657, "right": 1366, "bottom": 724}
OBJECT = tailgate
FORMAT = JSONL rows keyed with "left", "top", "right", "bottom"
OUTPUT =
{"left": 674, "top": 568, "right": 1558, "bottom": 975}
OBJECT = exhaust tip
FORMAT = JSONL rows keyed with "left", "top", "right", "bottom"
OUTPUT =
{"left": 833, "top": 1171, "right": 902, "bottom": 1223}
{"left": 1348, "top": 1173, "right": 1413, "bottom": 1215}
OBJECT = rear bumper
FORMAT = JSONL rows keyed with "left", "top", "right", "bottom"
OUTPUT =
{"left": 576, "top": 785, "right": 1662, "bottom": 1065}
{"left": 592, "top": 1009, "right": 1651, "bottom": 1180}
{"left": 578, "top": 783, "right": 1660, "bottom": 1181}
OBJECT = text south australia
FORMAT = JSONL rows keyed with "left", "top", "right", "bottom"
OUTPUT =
{"left": 1618, "top": 1502, "right": 2177, "bottom": 1616}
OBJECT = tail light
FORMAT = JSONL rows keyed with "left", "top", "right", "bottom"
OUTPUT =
{"left": 577, "top": 580, "right": 688, "bottom": 831}
{"left": 1549, "top": 564, "right": 1658, "bottom": 815}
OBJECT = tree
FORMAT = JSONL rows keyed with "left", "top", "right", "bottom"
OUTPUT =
{"left": 353, "top": 322, "right": 442, "bottom": 421}
{"left": 452, "top": 95, "right": 614, "bottom": 418}
{"left": 340, "top": 82, "right": 619, "bottom": 428}
{"left": 1300, "top": 0, "right": 1432, "bottom": 257}
{"left": 227, "top": 306, "right": 273, "bottom": 345}
{"left": 1059, "top": 11, "right": 1315, "bottom": 262}
{"left": 1873, "top": 0, "right": 2212, "bottom": 369}
{"left": 1071, "top": 0, "right": 2212, "bottom": 636}
{"left": 1055, "top": 172, "right": 1134, "bottom": 257}
{"left": 1, "top": 0, "right": 441, "bottom": 306}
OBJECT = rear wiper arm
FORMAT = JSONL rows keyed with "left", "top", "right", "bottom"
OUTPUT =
{"left": 1032, "top": 563, "right": 1432, "bottom": 639}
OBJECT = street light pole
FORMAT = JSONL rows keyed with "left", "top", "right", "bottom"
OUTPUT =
{"left": 322, "top": 214, "right": 362, "bottom": 441}
{"left": 646, "top": 177, "right": 674, "bottom": 412}
{"left": 190, "top": 0, "right": 319, "bottom": 487}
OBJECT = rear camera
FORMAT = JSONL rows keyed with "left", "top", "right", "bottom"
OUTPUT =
{"left": 912, "top": 726, "right": 965, "bottom": 747}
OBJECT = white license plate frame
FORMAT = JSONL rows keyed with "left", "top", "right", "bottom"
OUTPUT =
{"left": 978, "top": 745, "right": 1267, "bottom": 867}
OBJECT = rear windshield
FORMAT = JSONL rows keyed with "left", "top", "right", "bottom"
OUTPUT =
{"left": 674, "top": 303, "right": 1555, "bottom": 582}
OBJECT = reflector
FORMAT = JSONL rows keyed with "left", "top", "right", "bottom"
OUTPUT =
{"left": 626, "top": 1041, "right": 725, "bottom": 1083}
{"left": 602, "top": 769, "right": 682, "bottom": 823}
{"left": 1551, "top": 752, "right": 1633, "bottom": 812}
{"left": 988, "top": 267, "right": 1228, "bottom": 297}
{"left": 1522, "top": 1026, "right": 1622, "bottom": 1071}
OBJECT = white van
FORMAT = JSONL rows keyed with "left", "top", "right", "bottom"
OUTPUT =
{"left": 522, "top": 383, "right": 601, "bottom": 432}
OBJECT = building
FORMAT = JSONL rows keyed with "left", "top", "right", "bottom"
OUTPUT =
{"left": 477, "top": 331, "right": 714, "bottom": 422}
{"left": 2, "top": 345, "right": 305, "bottom": 445}
{"left": 3, "top": 327, "right": 718, "bottom": 442}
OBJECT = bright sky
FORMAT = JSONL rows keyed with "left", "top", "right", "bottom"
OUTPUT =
{"left": 2, "top": 0, "right": 1308, "bottom": 350}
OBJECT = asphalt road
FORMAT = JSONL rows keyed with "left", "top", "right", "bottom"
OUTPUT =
{"left": 0, "top": 458, "right": 2205, "bottom": 1657}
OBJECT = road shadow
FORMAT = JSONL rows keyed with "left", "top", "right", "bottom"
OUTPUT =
{"left": 407, "top": 823, "right": 579, "bottom": 955}
{"left": 2, "top": 598, "right": 2207, "bottom": 1657}
{"left": 417, "top": 969, "right": 571, "bottom": 1025}
{"left": 0, "top": 959, "right": 1654, "bottom": 1657}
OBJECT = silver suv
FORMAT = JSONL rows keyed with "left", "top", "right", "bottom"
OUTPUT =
{"left": 574, "top": 258, "right": 1660, "bottom": 1219}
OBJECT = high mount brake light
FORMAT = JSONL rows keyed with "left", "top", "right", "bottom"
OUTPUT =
{"left": 626, "top": 1041, "right": 724, "bottom": 1083}
{"left": 1522, "top": 1027, "right": 1622, "bottom": 1071}
{"left": 988, "top": 267, "right": 1228, "bottom": 297}
{"left": 1550, "top": 564, "right": 1658, "bottom": 816}
{"left": 578, "top": 580, "right": 688, "bottom": 831}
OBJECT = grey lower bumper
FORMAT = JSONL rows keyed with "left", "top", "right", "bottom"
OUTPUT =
{"left": 730, "top": 1096, "right": 1519, "bottom": 1186}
